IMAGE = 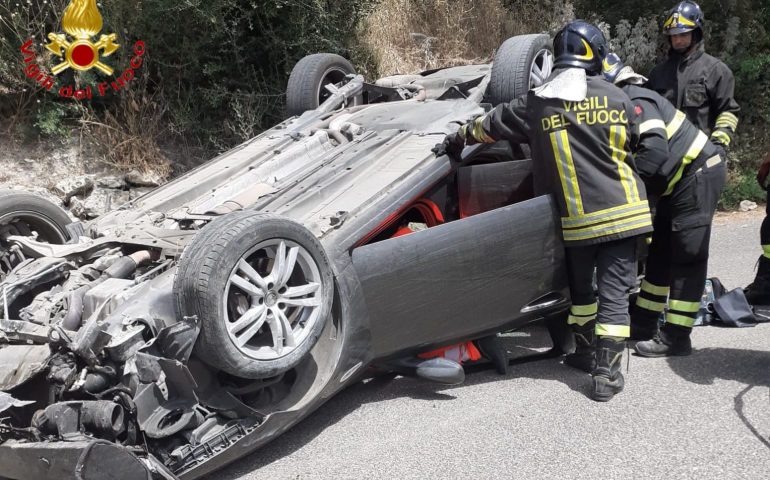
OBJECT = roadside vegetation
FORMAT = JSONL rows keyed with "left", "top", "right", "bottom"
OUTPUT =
{"left": 0, "top": 0, "right": 768, "bottom": 207}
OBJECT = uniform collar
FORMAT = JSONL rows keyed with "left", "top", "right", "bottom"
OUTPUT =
{"left": 669, "top": 41, "right": 705, "bottom": 65}
{"left": 532, "top": 68, "right": 588, "bottom": 102}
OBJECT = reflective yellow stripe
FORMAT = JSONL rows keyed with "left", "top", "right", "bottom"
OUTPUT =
{"left": 666, "top": 312, "right": 695, "bottom": 328}
{"left": 568, "top": 314, "right": 596, "bottom": 326}
{"left": 472, "top": 117, "right": 495, "bottom": 143}
{"left": 669, "top": 299, "right": 701, "bottom": 313}
{"left": 715, "top": 119, "right": 738, "bottom": 130}
{"left": 596, "top": 324, "right": 630, "bottom": 338}
{"left": 550, "top": 130, "right": 584, "bottom": 216}
{"left": 711, "top": 130, "right": 731, "bottom": 146}
{"left": 763, "top": 245, "right": 770, "bottom": 259}
{"left": 561, "top": 130, "right": 584, "bottom": 215}
{"left": 561, "top": 201, "right": 649, "bottom": 228}
{"left": 663, "top": 131, "right": 708, "bottom": 196}
{"left": 666, "top": 111, "right": 686, "bottom": 139}
{"left": 610, "top": 125, "right": 640, "bottom": 203}
{"left": 636, "top": 297, "right": 666, "bottom": 313}
{"left": 571, "top": 303, "right": 598, "bottom": 316}
{"left": 717, "top": 112, "right": 739, "bottom": 125}
{"left": 639, "top": 119, "right": 666, "bottom": 134}
{"left": 715, "top": 116, "right": 738, "bottom": 126}
{"left": 641, "top": 279, "right": 670, "bottom": 297}
{"left": 550, "top": 132, "right": 576, "bottom": 217}
{"left": 562, "top": 215, "right": 651, "bottom": 242}
{"left": 563, "top": 212, "right": 651, "bottom": 235}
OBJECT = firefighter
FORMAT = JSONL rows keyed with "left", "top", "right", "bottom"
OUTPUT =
{"left": 744, "top": 153, "right": 770, "bottom": 305}
{"left": 647, "top": 1, "right": 740, "bottom": 156}
{"left": 434, "top": 21, "right": 652, "bottom": 402}
{"left": 603, "top": 54, "right": 726, "bottom": 356}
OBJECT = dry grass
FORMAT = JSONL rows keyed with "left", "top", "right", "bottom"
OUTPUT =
{"left": 357, "top": 0, "right": 572, "bottom": 76}
{"left": 79, "top": 89, "right": 172, "bottom": 180}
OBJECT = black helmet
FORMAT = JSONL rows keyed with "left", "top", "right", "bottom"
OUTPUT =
{"left": 662, "top": 1, "right": 704, "bottom": 36}
{"left": 601, "top": 52, "right": 647, "bottom": 86}
{"left": 601, "top": 53, "right": 624, "bottom": 84}
{"left": 553, "top": 20, "right": 608, "bottom": 74}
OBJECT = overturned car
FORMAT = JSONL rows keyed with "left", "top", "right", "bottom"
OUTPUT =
{"left": 0, "top": 34, "right": 569, "bottom": 479}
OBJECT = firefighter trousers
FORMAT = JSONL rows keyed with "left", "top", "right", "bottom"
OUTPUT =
{"left": 633, "top": 156, "right": 726, "bottom": 332}
{"left": 565, "top": 237, "right": 638, "bottom": 338}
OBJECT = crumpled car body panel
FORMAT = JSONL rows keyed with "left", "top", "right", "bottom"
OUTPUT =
{"left": 0, "top": 64, "right": 570, "bottom": 479}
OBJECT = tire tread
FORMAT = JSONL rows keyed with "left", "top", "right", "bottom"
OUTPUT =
{"left": 286, "top": 53, "right": 355, "bottom": 117}
{"left": 173, "top": 212, "right": 333, "bottom": 379}
{"left": 488, "top": 34, "right": 551, "bottom": 106}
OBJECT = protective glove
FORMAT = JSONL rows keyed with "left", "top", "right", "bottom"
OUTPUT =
{"left": 432, "top": 128, "right": 466, "bottom": 161}
{"left": 757, "top": 156, "right": 770, "bottom": 189}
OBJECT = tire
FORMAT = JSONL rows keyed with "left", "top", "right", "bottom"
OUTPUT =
{"left": 487, "top": 34, "right": 553, "bottom": 106}
{"left": 0, "top": 190, "right": 71, "bottom": 243}
{"left": 286, "top": 53, "right": 356, "bottom": 117}
{"left": 174, "top": 212, "right": 334, "bottom": 379}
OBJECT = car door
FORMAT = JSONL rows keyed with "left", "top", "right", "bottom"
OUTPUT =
{"left": 351, "top": 184, "right": 568, "bottom": 359}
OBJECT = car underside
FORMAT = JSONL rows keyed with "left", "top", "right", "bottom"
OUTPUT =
{"left": 0, "top": 34, "right": 570, "bottom": 479}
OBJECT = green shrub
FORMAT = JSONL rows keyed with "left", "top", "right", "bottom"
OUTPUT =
{"left": 33, "top": 101, "right": 77, "bottom": 140}
{"left": 1, "top": 0, "right": 376, "bottom": 156}
{"left": 721, "top": 168, "right": 766, "bottom": 209}
{"left": 2, "top": 0, "right": 770, "bottom": 198}
{"left": 99, "top": 0, "right": 377, "bottom": 150}
{"left": 733, "top": 53, "right": 770, "bottom": 126}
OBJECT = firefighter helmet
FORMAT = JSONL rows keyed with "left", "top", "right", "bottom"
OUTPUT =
{"left": 602, "top": 53, "right": 647, "bottom": 86}
{"left": 601, "top": 53, "right": 624, "bottom": 84}
{"left": 663, "top": 1, "right": 704, "bottom": 36}
{"left": 553, "top": 20, "right": 608, "bottom": 74}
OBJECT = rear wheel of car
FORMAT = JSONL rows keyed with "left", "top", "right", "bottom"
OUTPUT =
{"left": 0, "top": 190, "right": 71, "bottom": 280}
{"left": 487, "top": 34, "right": 553, "bottom": 105}
{"left": 286, "top": 53, "right": 356, "bottom": 117}
{"left": 174, "top": 212, "right": 334, "bottom": 379}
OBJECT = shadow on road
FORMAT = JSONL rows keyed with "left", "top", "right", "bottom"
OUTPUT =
{"left": 209, "top": 324, "right": 589, "bottom": 479}
{"left": 665, "top": 346, "right": 770, "bottom": 387}
{"left": 666, "top": 346, "right": 770, "bottom": 450}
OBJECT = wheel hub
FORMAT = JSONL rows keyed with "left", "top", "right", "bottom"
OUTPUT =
{"left": 265, "top": 291, "right": 279, "bottom": 308}
{"left": 224, "top": 238, "right": 325, "bottom": 360}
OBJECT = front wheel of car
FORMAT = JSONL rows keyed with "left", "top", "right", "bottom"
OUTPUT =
{"left": 174, "top": 212, "right": 334, "bottom": 379}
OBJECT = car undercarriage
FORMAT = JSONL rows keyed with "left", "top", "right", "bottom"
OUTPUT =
{"left": 0, "top": 34, "right": 570, "bottom": 479}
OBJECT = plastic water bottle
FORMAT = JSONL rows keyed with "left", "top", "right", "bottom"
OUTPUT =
{"left": 694, "top": 279, "right": 714, "bottom": 326}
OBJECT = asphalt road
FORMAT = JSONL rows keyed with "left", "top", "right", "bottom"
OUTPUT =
{"left": 214, "top": 210, "right": 769, "bottom": 480}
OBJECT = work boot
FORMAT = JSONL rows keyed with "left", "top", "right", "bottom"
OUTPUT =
{"left": 745, "top": 256, "right": 770, "bottom": 306}
{"left": 591, "top": 336, "right": 625, "bottom": 402}
{"left": 564, "top": 321, "right": 595, "bottom": 373}
{"left": 474, "top": 334, "right": 509, "bottom": 375}
{"left": 634, "top": 324, "right": 692, "bottom": 357}
{"left": 629, "top": 300, "right": 662, "bottom": 341}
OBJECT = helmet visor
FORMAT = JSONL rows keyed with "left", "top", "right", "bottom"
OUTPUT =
{"left": 665, "top": 25, "right": 696, "bottom": 35}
